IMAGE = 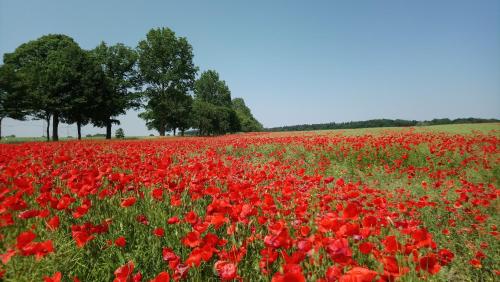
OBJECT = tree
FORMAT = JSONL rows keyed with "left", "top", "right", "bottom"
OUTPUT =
{"left": 91, "top": 42, "right": 140, "bottom": 139}
{"left": 0, "top": 64, "right": 29, "bottom": 139}
{"left": 61, "top": 50, "right": 107, "bottom": 140}
{"left": 192, "top": 70, "right": 239, "bottom": 135}
{"left": 115, "top": 128, "right": 125, "bottom": 139}
{"left": 232, "top": 98, "right": 263, "bottom": 132}
{"left": 194, "top": 70, "right": 231, "bottom": 107}
{"left": 137, "top": 27, "right": 197, "bottom": 136}
{"left": 3, "top": 34, "right": 88, "bottom": 141}
{"left": 191, "top": 99, "right": 216, "bottom": 136}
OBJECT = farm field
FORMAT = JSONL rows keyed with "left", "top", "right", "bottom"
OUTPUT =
{"left": 0, "top": 125, "right": 498, "bottom": 281}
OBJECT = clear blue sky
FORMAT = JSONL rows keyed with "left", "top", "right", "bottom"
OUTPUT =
{"left": 1, "top": 0, "right": 499, "bottom": 137}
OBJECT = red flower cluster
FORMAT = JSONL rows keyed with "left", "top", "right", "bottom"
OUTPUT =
{"left": 0, "top": 130, "right": 497, "bottom": 280}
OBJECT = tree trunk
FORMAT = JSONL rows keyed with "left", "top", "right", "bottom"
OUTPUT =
{"left": 180, "top": 129, "right": 185, "bottom": 136}
{"left": 77, "top": 121, "right": 82, "bottom": 140}
{"left": 52, "top": 113, "right": 59, "bottom": 141}
{"left": 46, "top": 114, "right": 51, "bottom": 142}
{"left": 173, "top": 128, "right": 176, "bottom": 136}
{"left": 106, "top": 119, "right": 112, "bottom": 139}
{"left": 158, "top": 124, "right": 166, "bottom": 136}
{"left": 0, "top": 117, "right": 3, "bottom": 140}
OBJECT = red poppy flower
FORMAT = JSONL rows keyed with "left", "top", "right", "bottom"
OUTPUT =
{"left": 120, "top": 197, "right": 136, "bottom": 208}
{"left": 185, "top": 211, "right": 198, "bottom": 225}
{"left": 72, "top": 230, "right": 95, "bottom": 248}
{"left": 115, "top": 236, "right": 126, "bottom": 247}
{"left": 339, "top": 267, "right": 378, "bottom": 282}
{"left": 359, "top": 242, "right": 374, "bottom": 255}
{"left": 167, "top": 216, "right": 180, "bottom": 224}
{"left": 16, "top": 231, "right": 36, "bottom": 250}
{"left": 150, "top": 271, "right": 170, "bottom": 282}
{"left": 136, "top": 214, "right": 149, "bottom": 225}
{"left": 325, "top": 238, "right": 352, "bottom": 264}
{"left": 469, "top": 258, "right": 482, "bottom": 268}
{"left": 44, "top": 271, "right": 62, "bottom": 282}
{"left": 46, "top": 215, "right": 60, "bottom": 231}
{"left": 162, "top": 247, "right": 179, "bottom": 263}
{"left": 0, "top": 249, "right": 15, "bottom": 264}
{"left": 152, "top": 188, "right": 163, "bottom": 201}
{"left": 215, "top": 260, "right": 238, "bottom": 281}
{"left": 114, "top": 261, "right": 135, "bottom": 282}
{"left": 419, "top": 254, "right": 441, "bottom": 274}
{"left": 343, "top": 202, "right": 360, "bottom": 219}
{"left": 182, "top": 231, "right": 201, "bottom": 248}
{"left": 153, "top": 228, "right": 165, "bottom": 237}
{"left": 382, "top": 236, "right": 400, "bottom": 253}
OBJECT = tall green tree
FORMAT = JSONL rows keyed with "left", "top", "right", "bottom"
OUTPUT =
{"left": 194, "top": 70, "right": 232, "bottom": 107}
{"left": 91, "top": 42, "right": 140, "bottom": 139}
{"left": 137, "top": 27, "right": 197, "bottom": 136}
{"left": 232, "top": 98, "right": 263, "bottom": 132}
{"left": 0, "top": 64, "right": 29, "bottom": 139}
{"left": 3, "top": 34, "right": 88, "bottom": 141}
{"left": 191, "top": 99, "right": 216, "bottom": 136}
{"left": 192, "top": 70, "right": 239, "bottom": 135}
{"left": 61, "top": 51, "right": 107, "bottom": 140}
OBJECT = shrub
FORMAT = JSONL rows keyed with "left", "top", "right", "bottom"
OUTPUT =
{"left": 115, "top": 128, "right": 125, "bottom": 139}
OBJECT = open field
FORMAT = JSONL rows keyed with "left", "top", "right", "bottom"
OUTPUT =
{"left": 310, "top": 123, "right": 500, "bottom": 136}
{"left": 0, "top": 124, "right": 498, "bottom": 281}
{"left": 1, "top": 123, "right": 499, "bottom": 144}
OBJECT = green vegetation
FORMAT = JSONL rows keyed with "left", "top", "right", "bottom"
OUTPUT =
{"left": 267, "top": 118, "right": 499, "bottom": 132}
{"left": 90, "top": 42, "right": 141, "bottom": 139}
{"left": 232, "top": 98, "right": 263, "bottom": 132}
{"left": 137, "top": 28, "right": 197, "bottom": 137}
{"left": 314, "top": 123, "right": 500, "bottom": 136}
{"left": 0, "top": 130, "right": 497, "bottom": 281}
{"left": 191, "top": 70, "right": 240, "bottom": 135}
{"left": 0, "top": 27, "right": 262, "bottom": 140}
{"left": 115, "top": 128, "right": 125, "bottom": 139}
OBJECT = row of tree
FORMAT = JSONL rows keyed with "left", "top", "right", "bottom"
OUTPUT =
{"left": 0, "top": 27, "right": 262, "bottom": 140}
{"left": 266, "top": 118, "right": 499, "bottom": 132}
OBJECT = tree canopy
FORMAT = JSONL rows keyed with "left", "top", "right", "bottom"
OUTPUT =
{"left": 91, "top": 42, "right": 140, "bottom": 139}
{"left": 0, "top": 28, "right": 263, "bottom": 140}
{"left": 0, "top": 64, "right": 29, "bottom": 139}
{"left": 232, "top": 98, "right": 263, "bottom": 132}
{"left": 191, "top": 70, "right": 241, "bottom": 135}
{"left": 137, "top": 27, "right": 197, "bottom": 136}
{"left": 3, "top": 34, "right": 98, "bottom": 140}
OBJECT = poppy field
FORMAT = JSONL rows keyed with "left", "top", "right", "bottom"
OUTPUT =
{"left": 0, "top": 127, "right": 498, "bottom": 281}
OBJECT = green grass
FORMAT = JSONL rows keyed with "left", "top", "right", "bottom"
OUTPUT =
{"left": 0, "top": 136, "right": 150, "bottom": 144}
{"left": 0, "top": 123, "right": 498, "bottom": 281}
{"left": 2, "top": 123, "right": 498, "bottom": 144}
{"left": 312, "top": 123, "right": 500, "bottom": 136}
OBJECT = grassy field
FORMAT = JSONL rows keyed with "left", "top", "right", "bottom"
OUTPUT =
{"left": 0, "top": 123, "right": 498, "bottom": 281}
{"left": 2, "top": 123, "right": 499, "bottom": 144}
{"left": 311, "top": 123, "right": 500, "bottom": 136}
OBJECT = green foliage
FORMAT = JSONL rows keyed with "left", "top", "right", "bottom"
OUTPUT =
{"left": 115, "top": 128, "right": 125, "bottom": 138}
{"left": 60, "top": 50, "right": 108, "bottom": 139}
{"left": 3, "top": 34, "right": 90, "bottom": 140}
{"left": 194, "top": 70, "right": 232, "bottom": 107}
{"left": 232, "top": 98, "right": 263, "bottom": 132}
{"left": 266, "top": 118, "right": 500, "bottom": 132}
{"left": 0, "top": 29, "right": 262, "bottom": 139}
{"left": 91, "top": 42, "right": 140, "bottom": 139}
{"left": 0, "top": 64, "right": 29, "bottom": 121}
{"left": 137, "top": 27, "right": 197, "bottom": 136}
{"left": 0, "top": 63, "right": 31, "bottom": 139}
{"left": 191, "top": 70, "right": 240, "bottom": 135}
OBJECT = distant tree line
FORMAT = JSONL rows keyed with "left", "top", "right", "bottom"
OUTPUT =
{"left": 266, "top": 118, "right": 499, "bottom": 132}
{"left": 0, "top": 27, "right": 262, "bottom": 140}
